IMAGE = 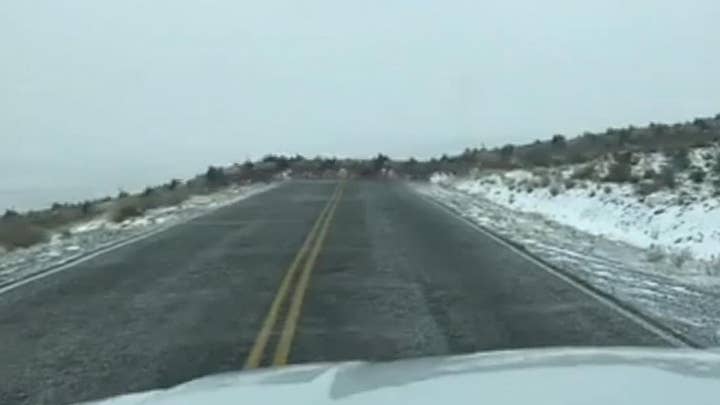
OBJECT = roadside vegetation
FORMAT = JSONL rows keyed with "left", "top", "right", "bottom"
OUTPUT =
{"left": 395, "top": 113, "right": 720, "bottom": 181}
{"left": 392, "top": 114, "right": 720, "bottom": 209}
{"left": 0, "top": 162, "right": 279, "bottom": 251}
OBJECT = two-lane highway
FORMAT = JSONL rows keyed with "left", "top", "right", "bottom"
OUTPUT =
{"left": 0, "top": 181, "right": 670, "bottom": 405}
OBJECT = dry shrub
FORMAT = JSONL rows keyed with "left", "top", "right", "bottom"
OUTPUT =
{"left": 138, "top": 188, "right": 190, "bottom": 210}
{"left": 671, "top": 248, "right": 693, "bottom": 269}
{"left": 109, "top": 186, "right": 191, "bottom": 223}
{"left": 110, "top": 203, "right": 144, "bottom": 223}
{"left": 0, "top": 219, "right": 48, "bottom": 249}
{"left": 636, "top": 179, "right": 662, "bottom": 196}
{"left": 670, "top": 148, "right": 690, "bottom": 170}
{"left": 645, "top": 245, "right": 666, "bottom": 262}
{"left": 538, "top": 174, "right": 552, "bottom": 188}
{"left": 604, "top": 159, "right": 632, "bottom": 183}
{"left": 571, "top": 164, "right": 595, "bottom": 180}
{"left": 705, "top": 256, "right": 720, "bottom": 276}
{"left": 657, "top": 165, "right": 677, "bottom": 189}
{"left": 689, "top": 169, "right": 706, "bottom": 183}
{"left": 24, "top": 206, "right": 90, "bottom": 229}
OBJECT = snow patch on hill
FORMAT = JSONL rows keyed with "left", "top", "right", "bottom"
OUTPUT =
{"left": 431, "top": 147, "right": 720, "bottom": 265}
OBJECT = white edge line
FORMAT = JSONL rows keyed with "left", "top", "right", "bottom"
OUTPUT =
{"left": 412, "top": 185, "right": 691, "bottom": 348}
{"left": 0, "top": 226, "right": 173, "bottom": 295}
{"left": 0, "top": 183, "right": 280, "bottom": 296}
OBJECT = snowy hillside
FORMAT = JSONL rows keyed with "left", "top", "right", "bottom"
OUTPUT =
{"left": 430, "top": 147, "right": 720, "bottom": 268}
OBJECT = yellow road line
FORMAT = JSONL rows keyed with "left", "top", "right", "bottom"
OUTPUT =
{"left": 272, "top": 182, "right": 345, "bottom": 366}
{"left": 243, "top": 183, "right": 342, "bottom": 369}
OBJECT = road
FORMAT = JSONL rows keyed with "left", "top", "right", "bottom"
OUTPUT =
{"left": 0, "top": 180, "right": 671, "bottom": 404}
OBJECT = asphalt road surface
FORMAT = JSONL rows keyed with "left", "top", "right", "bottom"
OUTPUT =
{"left": 0, "top": 180, "right": 671, "bottom": 404}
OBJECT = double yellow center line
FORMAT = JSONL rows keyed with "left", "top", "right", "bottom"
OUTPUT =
{"left": 244, "top": 182, "right": 345, "bottom": 368}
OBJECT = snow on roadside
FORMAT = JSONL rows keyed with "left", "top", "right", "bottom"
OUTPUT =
{"left": 415, "top": 183, "right": 720, "bottom": 346}
{"left": 0, "top": 183, "right": 277, "bottom": 289}
{"left": 451, "top": 178, "right": 719, "bottom": 262}
{"left": 416, "top": 148, "right": 720, "bottom": 346}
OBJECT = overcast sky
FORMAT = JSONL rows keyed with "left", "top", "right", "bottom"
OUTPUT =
{"left": 2, "top": 0, "right": 720, "bottom": 209}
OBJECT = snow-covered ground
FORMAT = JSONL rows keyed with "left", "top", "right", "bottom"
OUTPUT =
{"left": 416, "top": 147, "right": 720, "bottom": 346}
{"left": 0, "top": 183, "right": 277, "bottom": 289}
{"left": 432, "top": 147, "right": 720, "bottom": 265}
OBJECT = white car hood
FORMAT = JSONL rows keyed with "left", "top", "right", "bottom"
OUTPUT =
{"left": 86, "top": 347, "right": 720, "bottom": 405}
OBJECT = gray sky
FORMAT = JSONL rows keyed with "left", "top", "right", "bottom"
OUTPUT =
{"left": 2, "top": 0, "right": 720, "bottom": 209}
